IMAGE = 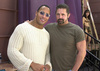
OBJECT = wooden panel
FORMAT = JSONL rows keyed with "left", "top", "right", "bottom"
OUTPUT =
{"left": 92, "top": 13, "right": 100, "bottom": 23}
{"left": 0, "top": 38, "right": 9, "bottom": 61}
{"left": 0, "top": 0, "right": 17, "bottom": 10}
{"left": 0, "top": 10, "right": 16, "bottom": 35}
{"left": 89, "top": 1, "right": 100, "bottom": 39}
{"left": 90, "top": 3, "right": 100, "bottom": 12}
{"left": 0, "top": 0, "right": 18, "bottom": 62}
{"left": 89, "top": 0, "right": 100, "bottom": 3}
{"left": 94, "top": 23, "right": 100, "bottom": 39}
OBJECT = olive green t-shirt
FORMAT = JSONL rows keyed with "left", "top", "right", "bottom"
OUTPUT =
{"left": 45, "top": 22, "right": 85, "bottom": 71}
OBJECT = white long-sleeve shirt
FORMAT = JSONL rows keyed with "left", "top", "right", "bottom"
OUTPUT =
{"left": 7, "top": 22, "right": 51, "bottom": 71}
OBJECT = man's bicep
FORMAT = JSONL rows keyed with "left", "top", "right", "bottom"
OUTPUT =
{"left": 76, "top": 40, "right": 86, "bottom": 51}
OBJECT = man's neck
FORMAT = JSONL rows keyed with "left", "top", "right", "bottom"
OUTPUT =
{"left": 30, "top": 19, "right": 43, "bottom": 29}
{"left": 58, "top": 21, "right": 69, "bottom": 26}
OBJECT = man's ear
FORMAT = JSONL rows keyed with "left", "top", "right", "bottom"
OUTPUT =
{"left": 68, "top": 13, "right": 70, "bottom": 18}
{"left": 35, "top": 11, "right": 38, "bottom": 16}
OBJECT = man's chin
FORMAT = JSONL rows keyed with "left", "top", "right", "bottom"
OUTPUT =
{"left": 58, "top": 22, "right": 64, "bottom": 24}
{"left": 57, "top": 20, "right": 64, "bottom": 24}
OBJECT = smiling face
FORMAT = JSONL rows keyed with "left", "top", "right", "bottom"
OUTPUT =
{"left": 56, "top": 8, "right": 70, "bottom": 25}
{"left": 35, "top": 6, "right": 50, "bottom": 26}
{"left": 86, "top": 12, "right": 90, "bottom": 17}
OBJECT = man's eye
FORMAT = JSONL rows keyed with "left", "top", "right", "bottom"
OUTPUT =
{"left": 62, "top": 14, "right": 65, "bottom": 16}
{"left": 56, "top": 14, "right": 60, "bottom": 15}
{"left": 40, "top": 11, "right": 45, "bottom": 15}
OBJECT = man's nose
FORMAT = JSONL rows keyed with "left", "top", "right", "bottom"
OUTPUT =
{"left": 59, "top": 15, "right": 63, "bottom": 18}
{"left": 42, "top": 14, "right": 47, "bottom": 18}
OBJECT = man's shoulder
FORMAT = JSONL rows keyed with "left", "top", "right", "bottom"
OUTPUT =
{"left": 46, "top": 22, "right": 57, "bottom": 26}
{"left": 69, "top": 22, "right": 82, "bottom": 29}
{"left": 69, "top": 22, "right": 84, "bottom": 33}
{"left": 18, "top": 22, "right": 30, "bottom": 28}
{"left": 45, "top": 23, "right": 57, "bottom": 31}
{"left": 14, "top": 22, "right": 28, "bottom": 31}
{"left": 45, "top": 22, "right": 57, "bottom": 28}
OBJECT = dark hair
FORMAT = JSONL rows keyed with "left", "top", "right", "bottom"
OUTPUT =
{"left": 37, "top": 5, "right": 51, "bottom": 12}
{"left": 83, "top": 9, "right": 90, "bottom": 19}
{"left": 56, "top": 4, "right": 70, "bottom": 14}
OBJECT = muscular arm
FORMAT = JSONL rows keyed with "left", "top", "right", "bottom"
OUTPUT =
{"left": 72, "top": 40, "right": 86, "bottom": 71}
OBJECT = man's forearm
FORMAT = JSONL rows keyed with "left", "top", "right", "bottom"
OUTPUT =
{"left": 72, "top": 51, "right": 86, "bottom": 71}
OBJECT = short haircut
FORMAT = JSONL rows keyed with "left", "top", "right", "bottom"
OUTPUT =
{"left": 56, "top": 4, "right": 70, "bottom": 14}
{"left": 37, "top": 5, "right": 51, "bottom": 12}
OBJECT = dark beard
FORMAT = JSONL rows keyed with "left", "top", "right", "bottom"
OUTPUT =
{"left": 57, "top": 19, "right": 64, "bottom": 24}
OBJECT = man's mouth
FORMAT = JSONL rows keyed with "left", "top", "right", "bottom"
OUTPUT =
{"left": 57, "top": 19, "right": 64, "bottom": 24}
{"left": 40, "top": 18, "right": 45, "bottom": 22}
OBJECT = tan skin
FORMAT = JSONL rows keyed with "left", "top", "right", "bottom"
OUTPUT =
{"left": 83, "top": 12, "right": 90, "bottom": 27}
{"left": 29, "top": 6, "right": 50, "bottom": 29}
{"left": 56, "top": 8, "right": 86, "bottom": 71}
{"left": 82, "top": 12, "right": 91, "bottom": 47}
{"left": 56, "top": 8, "right": 70, "bottom": 25}
{"left": 27, "top": 6, "right": 50, "bottom": 71}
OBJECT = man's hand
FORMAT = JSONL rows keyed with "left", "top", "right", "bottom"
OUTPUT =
{"left": 44, "top": 64, "right": 50, "bottom": 71}
{"left": 31, "top": 62, "right": 44, "bottom": 71}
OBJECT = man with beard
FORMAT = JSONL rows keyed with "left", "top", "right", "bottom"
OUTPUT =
{"left": 7, "top": 5, "right": 51, "bottom": 71}
{"left": 45, "top": 4, "right": 86, "bottom": 71}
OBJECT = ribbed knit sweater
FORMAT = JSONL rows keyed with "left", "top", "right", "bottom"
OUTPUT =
{"left": 7, "top": 22, "right": 51, "bottom": 71}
